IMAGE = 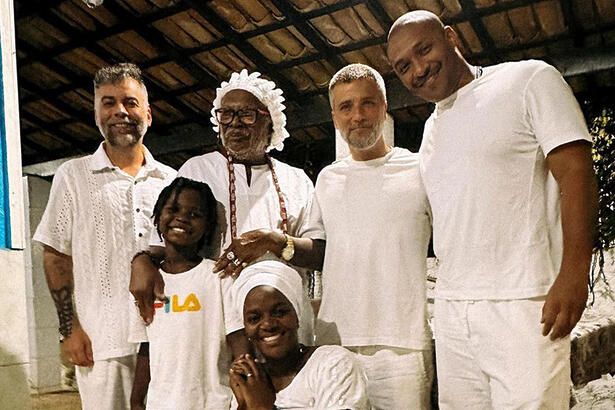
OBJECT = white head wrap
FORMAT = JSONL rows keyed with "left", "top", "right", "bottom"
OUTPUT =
{"left": 232, "top": 260, "right": 304, "bottom": 325}
{"left": 211, "top": 69, "right": 289, "bottom": 152}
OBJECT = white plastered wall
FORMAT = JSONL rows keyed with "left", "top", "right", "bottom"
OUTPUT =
{"left": 0, "top": 0, "right": 30, "bottom": 407}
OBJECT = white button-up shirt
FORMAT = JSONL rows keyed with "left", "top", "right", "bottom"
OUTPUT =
{"left": 34, "top": 143, "right": 176, "bottom": 360}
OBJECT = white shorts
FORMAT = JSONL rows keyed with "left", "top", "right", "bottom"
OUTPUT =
{"left": 347, "top": 345, "right": 433, "bottom": 410}
{"left": 75, "top": 354, "right": 137, "bottom": 410}
{"left": 434, "top": 298, "right": 570, "bottom": 409}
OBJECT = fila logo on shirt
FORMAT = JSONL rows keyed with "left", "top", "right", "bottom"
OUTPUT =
{"left": 154, "top": 293, "right": 201, "bottom": 314}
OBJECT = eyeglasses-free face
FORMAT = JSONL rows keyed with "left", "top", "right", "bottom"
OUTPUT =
{"left": 214, "top": 108, "right": 270, "bottom": 125}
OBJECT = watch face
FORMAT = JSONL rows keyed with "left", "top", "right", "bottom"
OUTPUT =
{"left": 281, "top": 236, "right": 295, "bottom": 261}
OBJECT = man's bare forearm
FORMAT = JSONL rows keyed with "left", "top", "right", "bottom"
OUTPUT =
{"left": 291, "top": 238, "right": 325, "bottom": 271}
{"left": 267, "top": 232, "right": 325, "bottom": 270}
{"left": 42, "top": 245, "right": 76, "bottom": 337}
{"left": 548, "top": 141, "right": 598, "bottom": 280}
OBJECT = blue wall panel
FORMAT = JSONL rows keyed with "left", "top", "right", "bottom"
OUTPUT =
{"left": 0, "top": 29, "right": 11, "bottom": 249}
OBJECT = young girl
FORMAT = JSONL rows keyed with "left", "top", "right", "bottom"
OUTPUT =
{"left": 130, "top": 177, "right": 246, "bottom": 409}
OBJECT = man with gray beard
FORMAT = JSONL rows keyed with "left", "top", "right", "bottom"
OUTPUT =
{"left": 34, "top": 63, "right": 176, "bottom": 410}
{"left": 224, "top": 64, "right": 434, "bottom": 409}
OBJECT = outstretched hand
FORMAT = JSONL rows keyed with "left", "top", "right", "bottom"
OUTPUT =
{"left": 229, "top": 354, "right": 275, "bottom": 410}
{"left": 541, "top": 272, "right": 588, "bottom": 340}
{"left": 214, "top": 229, "right": 285, "bottom": 279}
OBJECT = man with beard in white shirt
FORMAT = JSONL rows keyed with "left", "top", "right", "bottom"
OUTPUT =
{"left": 34, "top": 63, "right": 176, "bottom": 410}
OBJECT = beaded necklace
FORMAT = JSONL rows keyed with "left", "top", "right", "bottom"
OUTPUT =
{"left": 223, "top": 149, "right": 289, "bottom": 238}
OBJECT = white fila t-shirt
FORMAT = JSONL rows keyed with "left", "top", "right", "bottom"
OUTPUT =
{"left": 129, "top": 259, "right": 242, "bottom": 410}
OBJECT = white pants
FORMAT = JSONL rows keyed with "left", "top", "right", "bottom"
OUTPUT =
{"left": 76, "top": 354, "right": 137, "bottom": 410}
{"left": 347, "top": 345, "right": 433, "bottom": 410}
{"left": 434, "top": 298, "right": 571, "bottom": 410}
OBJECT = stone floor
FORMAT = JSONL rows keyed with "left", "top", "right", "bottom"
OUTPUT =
{"left": 28, "top": 376, "right": 615, "bottom": 409}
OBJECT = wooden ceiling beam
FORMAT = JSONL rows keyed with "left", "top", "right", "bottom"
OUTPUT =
{"left": 100, "top": 1, "right": 220, "bottom": 89}
{"left": 18, "top": 36, "right": 214, "bottom": 129}
{"left": 18, "top": 75, "right": 94, "bottom": 125}
{"left": 14, "top": 0, "right": 65, "bottom": 19}
{"left": 17, "top": 0, "right": 365, "bottom": 71}
{"left": 364, "top": 0, "right": 393, "bottom": 29}
{"left": 18, "top": 1, "right": 190, "bottom": 66}
{"left": 268, "top": 0, "right": 347, "bottom": 70}
{"left": 560, "top": 0, "right": 585, "bottom": 48}
{"left": 19, "top": 110, "right": 94, "bottom": 154}
{"left": 457, "top": 0, "right": 502, "bottom": 63}
{"left": 182, "top": 0, "right": 301, "bottom": 101}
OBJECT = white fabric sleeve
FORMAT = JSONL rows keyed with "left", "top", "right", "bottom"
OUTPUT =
{"left": 220, "top": 277, "right": 244, "bottom": 335}
{"left": 524, "top": 63, "right": 591, "bottom": 155}
{"left": 32, "top": 165, "right": 74, "bottom": 255}
{"left": 296, "top": 189, "right": 326, "bottom": 241}
{"left": 311, "top": 347, "right": 369, "bottom": 409}
{"left": 127, "top": 297, "right": 148, "bottom": 343}
{"left": 293, "top": 172, "right": 326, "bottom": 240}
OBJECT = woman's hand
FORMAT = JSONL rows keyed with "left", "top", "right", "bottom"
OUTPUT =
{"left": 214, "top": 230, "right": 285, "bottom": 279}
{"left": 229, "top": 354, "right": 276, "bottom": 410}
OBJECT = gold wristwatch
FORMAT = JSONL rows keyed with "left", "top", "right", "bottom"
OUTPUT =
{"left": 280, "top": 234, "right": 295, "bottom": 261}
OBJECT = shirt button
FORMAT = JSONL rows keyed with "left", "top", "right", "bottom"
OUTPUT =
{"left": 136, "top": 208, "right": 140, "bottom": 213}
{"left": 138, "top": 233, "right": 143, "bottom": 237}
{"left": 134, "top": 180, "right": 138, "bottom": 185}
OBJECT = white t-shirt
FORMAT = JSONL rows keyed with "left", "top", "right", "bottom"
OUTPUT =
{"left": 159, "top": 151, "right": 325, "bottom": 344}
{"left": 34, "top": 143, "right": 176, "bottom": 360}
{"left": 129, "top": 259, "right": 242, "bottom": 410}
{"left": 420, "top": 60, "right": 592, "bottom": 300}
{"left": 275, "top": 345, "right": 369, "bottom": 410}
{"left": 307, "top": 148, "right": 432, "bottom": 350}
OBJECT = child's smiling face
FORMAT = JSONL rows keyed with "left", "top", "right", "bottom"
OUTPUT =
{"left": 158, "top": 188, "right": 209, "bottom": 248}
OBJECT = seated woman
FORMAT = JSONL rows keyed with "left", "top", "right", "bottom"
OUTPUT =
{"left": 230, "top": 260, "right": 368, "bottom": 409}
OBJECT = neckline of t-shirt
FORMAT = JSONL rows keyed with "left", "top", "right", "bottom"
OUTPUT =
{"left": 159, "top": 258, "right": 209, "bottom": 278}
{"left": 345, "top": 146, "right": 399, "bottom": 168}
{"left": 435, "top": 66, "right": 488, "bottom": 111}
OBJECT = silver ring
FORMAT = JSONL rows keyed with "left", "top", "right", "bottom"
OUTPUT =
{"left": 226, "top": 251, "right": 235, "bottom": 260}
{"left": 233, "top": 259, "right": 241, "bottom": 266}
{"left": 242, "top": 262, "right": 248, "bottom": 268}
{"left": 246, "top": 373, "right": 253, "bottom": 378}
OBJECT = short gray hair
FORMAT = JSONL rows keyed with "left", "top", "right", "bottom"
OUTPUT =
{"left": 93, "top": 63, "right": 147, "bottom": 94}
{"left": 328, "top": 63, "right": 387, "bottom": 107}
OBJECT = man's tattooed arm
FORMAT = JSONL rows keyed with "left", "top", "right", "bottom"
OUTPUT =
{"left": 42, "top": 245, "right": 76, "bottom": 338}
{"left": 50, "top": 285, "right": 74, "bottom": 338}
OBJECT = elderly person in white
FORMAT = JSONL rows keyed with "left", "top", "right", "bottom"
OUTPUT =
{"left": 33, "top": 63, "right": 176, "bottom": 410}
{"left": 130, "top": 70, "right": 325, "bottom": 345}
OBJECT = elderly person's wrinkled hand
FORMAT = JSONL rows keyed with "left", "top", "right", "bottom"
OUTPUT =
{"left": 213, "top": 229, "right": 285, "bottom": 279}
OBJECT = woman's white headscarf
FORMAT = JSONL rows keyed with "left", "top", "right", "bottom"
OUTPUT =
{"left": 232, "top": 260, "right": 304, "bottom": 324}
{"left": 211, "top": 69, "right": 289, "bottom": 152}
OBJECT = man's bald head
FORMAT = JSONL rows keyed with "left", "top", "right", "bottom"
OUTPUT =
{"left": 387, "top": 10, "right": 445, "bottom": 43}
{"left": 386, "top": 10, "right": 473, "bottom": 102}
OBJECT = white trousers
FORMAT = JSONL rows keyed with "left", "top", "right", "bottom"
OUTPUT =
{"left": 434, "top": 298, "right": 571, "bottom": 410}
{"left": 347, "top": 345, "right": 433, "bottom": 410}
{"left": 76, "top": 354, "right": 137, "bottom": 410}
